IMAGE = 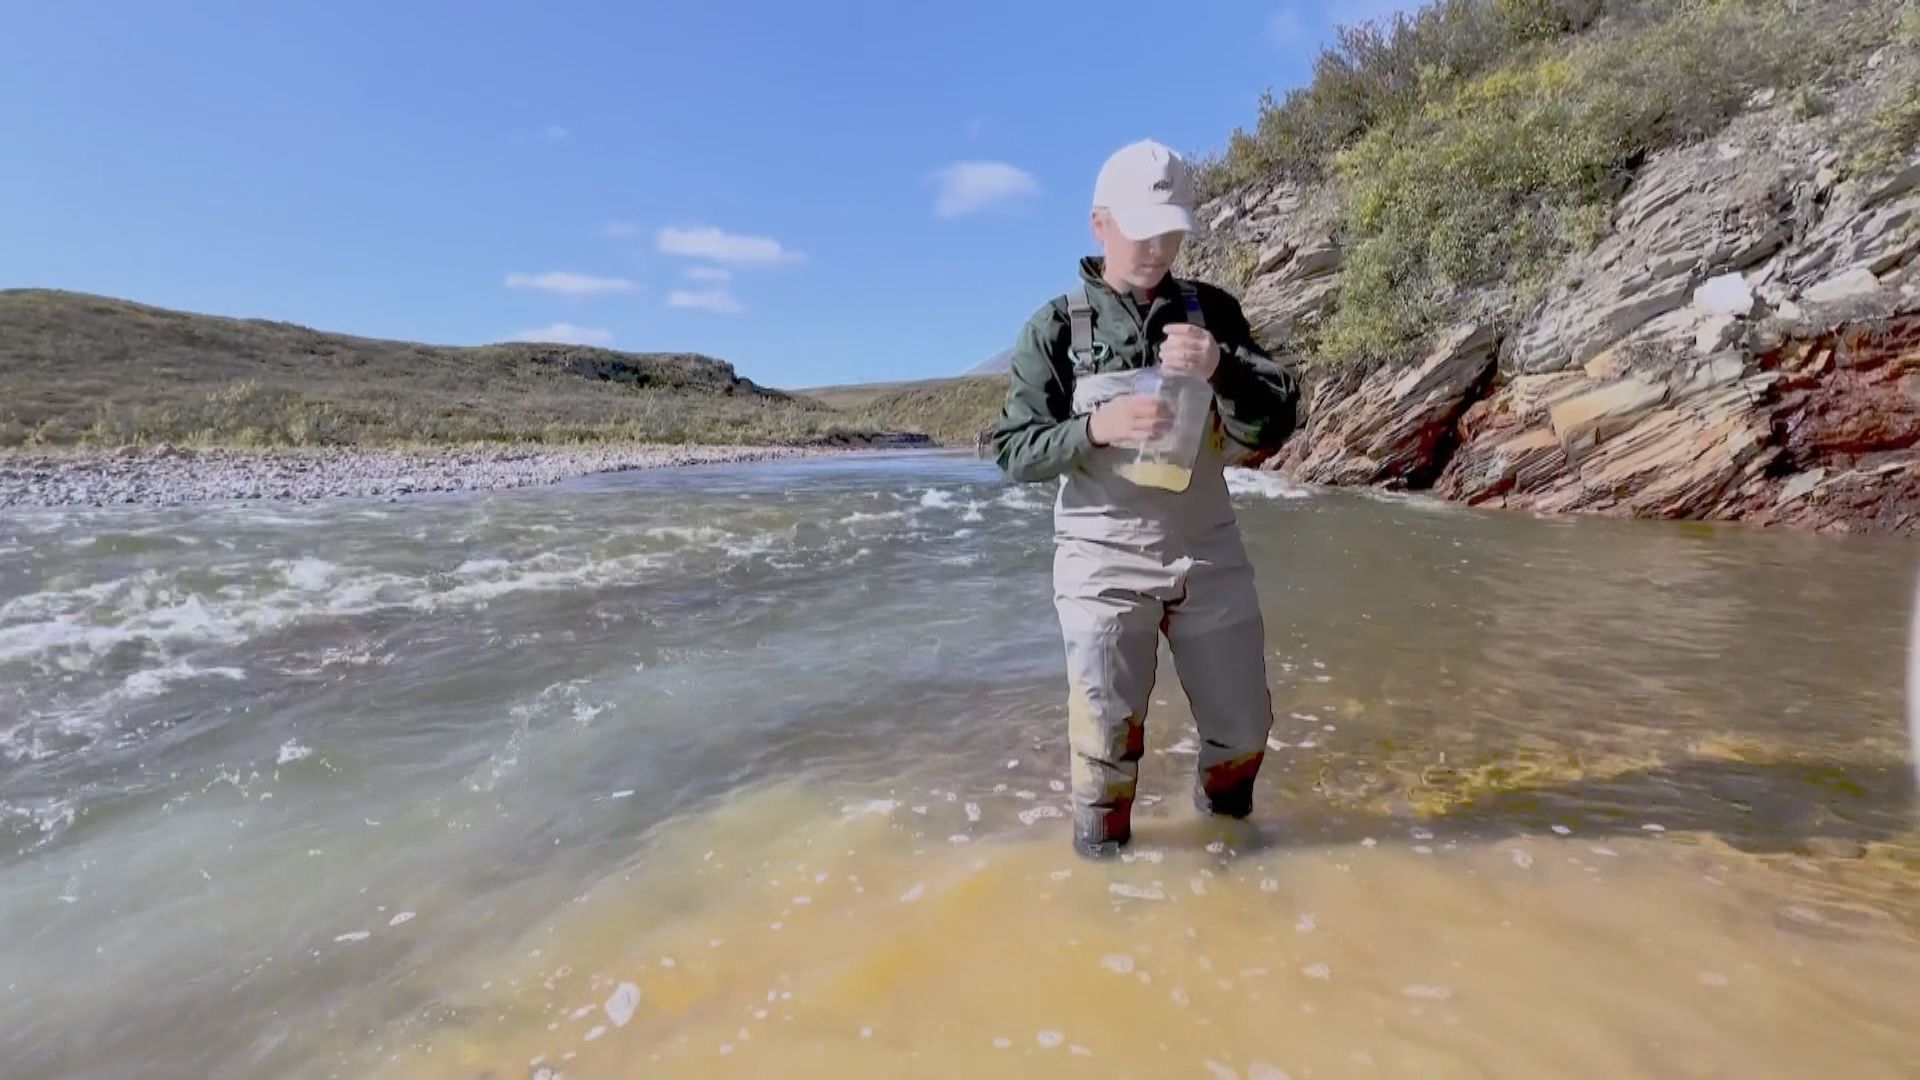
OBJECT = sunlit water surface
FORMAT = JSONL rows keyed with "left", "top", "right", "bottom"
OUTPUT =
{"left": 3, "top": 452, "right": 1916, "bottom": 1079}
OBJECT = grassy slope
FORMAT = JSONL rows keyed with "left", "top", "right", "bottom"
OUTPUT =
{"left": 798, "top": 376, "right": 1009, "bottom": 448}
{"left": 0, "top": 289, "right": 892, "bottom": 448}
{"left": 794, "top": 379, "right": 950, "bottom": 412}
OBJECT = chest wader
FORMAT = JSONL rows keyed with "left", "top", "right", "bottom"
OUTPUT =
{"left": 1053, "top": 282, "right": 1277, "bottom": 858}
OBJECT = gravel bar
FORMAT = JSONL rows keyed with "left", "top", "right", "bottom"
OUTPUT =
{"left": 0, "top": 443, "right": 879, "bottom": 509}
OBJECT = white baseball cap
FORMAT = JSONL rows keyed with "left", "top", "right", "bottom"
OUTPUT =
{"left": 1092, "top": 139, "right": 1196, "bottom": 241}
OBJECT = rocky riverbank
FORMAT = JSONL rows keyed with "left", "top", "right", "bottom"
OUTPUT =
{"left": 0, "top": 442, "right": 922, "bottom": 509}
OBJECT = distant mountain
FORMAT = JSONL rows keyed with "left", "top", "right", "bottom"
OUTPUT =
{"left": 966, "top": 348, "right": 1014, "bottom": 375}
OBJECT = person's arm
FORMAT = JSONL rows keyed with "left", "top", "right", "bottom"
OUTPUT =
{"left": 1206, "top": 290, "right": 1304, "bottom": 460}
{"left": 987, "top": 308, "right": 1096, "bottom": 483}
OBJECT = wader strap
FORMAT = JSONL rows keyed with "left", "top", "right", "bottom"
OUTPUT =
{"left": 1067, "top": 282, "right": 1098, "bottom": 374}
{"left": 1177, "top": 279, "right": 1207, "bottom": 332}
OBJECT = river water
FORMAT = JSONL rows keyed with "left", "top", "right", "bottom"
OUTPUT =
{"left": 3, "top": 452, "right": 1917, "bottom": 1079}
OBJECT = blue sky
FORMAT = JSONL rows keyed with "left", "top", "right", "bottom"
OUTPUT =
{"left": 1, "top": 0, "right": 1417, "bottom": 388}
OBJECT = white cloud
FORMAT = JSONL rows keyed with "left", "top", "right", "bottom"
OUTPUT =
{"left": 667, "top": 288, "right": 746, "bottom": 315}
{"left": 1268, "top": 6, "right": 1306, "bottom": 45}
{"left": 503, "top": 271, "right": 640, "bottom": 297}
{"left": 544, "top": 124, "right": 571, "bottom": 142}
{"left": 683, "top": 266, "right": 732, "bottom": 282}
{"left": 512, "top": 322, "right": 613, "bottom": 346}
{"left": 604, "top": 220, "right": 640, "bottom": 238}
{"left": 656, "top": 225, "right": 805, "bottom": 266}
{"left": 929, "top": 161, "right": 1040, "bottom": 219}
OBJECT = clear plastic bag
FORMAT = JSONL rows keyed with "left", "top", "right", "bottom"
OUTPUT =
{"left": 1114, "top": 367, "right": 1211, "bottom": 492}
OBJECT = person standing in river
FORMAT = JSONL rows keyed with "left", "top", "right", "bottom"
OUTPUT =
{"left": 988, "top": 139, "right": 1304, "bottom": 859}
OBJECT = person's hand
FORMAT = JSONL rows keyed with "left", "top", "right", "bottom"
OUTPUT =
{"left": 1160, "top": 323, "right": 1220, "bottom": 381}
{"left": 1088, "top": 394, "right": 1171, "bottom": 447}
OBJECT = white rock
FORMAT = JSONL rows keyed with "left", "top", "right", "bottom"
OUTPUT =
{"left": 1693, "top": 273, "right": 1754, "bottom": 318}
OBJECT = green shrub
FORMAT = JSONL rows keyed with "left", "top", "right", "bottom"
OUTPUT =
{"left": 1846, "top": 75, "right": 1920, "bottom": 179}
{"left": 1325, "top": 56, "right": 1616, "bottom": 357}
{"left": 1318, "top": 0, "right": 1844, "bottom": 361}
{"left": 1197, "top": 0, "right": 1901, "bottom": 365}
{"left": 1789, "top": 85, "right": 1831, "bottom": 121}
{"left": 1223, "top": 242, "right": 1261, "bottom": 292}
{"left": 1197, "top": 0, "right": 1637, "bottom": 200}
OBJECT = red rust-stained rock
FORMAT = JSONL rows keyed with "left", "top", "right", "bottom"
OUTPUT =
{"left": 1432, "top": 312, "right": 1920, "bottom": 535}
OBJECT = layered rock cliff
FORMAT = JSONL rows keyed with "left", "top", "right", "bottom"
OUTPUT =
{"left": 1186, "top": 27, "right": 1920, "bottom": 535}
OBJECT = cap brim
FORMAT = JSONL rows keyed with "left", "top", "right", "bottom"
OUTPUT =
{"left": 1108, "top": 204, "right": 1194, "bottom": 241}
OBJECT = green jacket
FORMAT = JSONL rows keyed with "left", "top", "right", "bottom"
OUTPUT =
{"left": 988, "top": 256, "right": 1303, "bottom": 484}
